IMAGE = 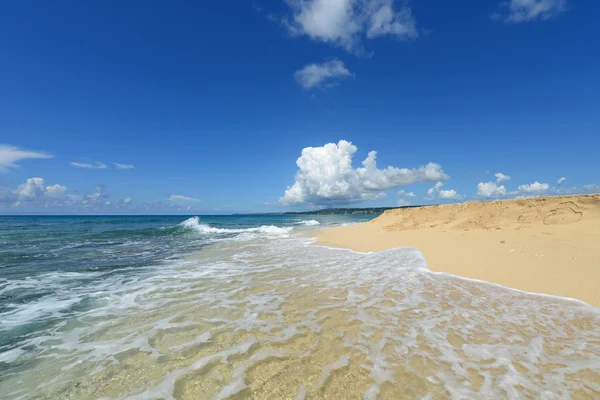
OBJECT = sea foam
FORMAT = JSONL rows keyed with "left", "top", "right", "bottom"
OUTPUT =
{"left": 295, "top": 219, "right": 321, "bottom": 226}
{"left": 179, "top": 216, "right": 293, "bottom": 236}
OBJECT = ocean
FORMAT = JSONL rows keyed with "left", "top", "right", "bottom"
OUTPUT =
{"left": 0, "top": 215, "right": 599, "bottom": 399}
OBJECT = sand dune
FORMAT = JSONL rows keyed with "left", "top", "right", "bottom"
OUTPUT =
{"left": 316, "top": 194, "right": 600, "bottom": 307}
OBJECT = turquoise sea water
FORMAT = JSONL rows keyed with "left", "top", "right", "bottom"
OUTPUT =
{"left": 0, "top": 214, "right": 368, "bottom": 344}
{"left": 1, "top": 215, "right": 599, "bottom": 399}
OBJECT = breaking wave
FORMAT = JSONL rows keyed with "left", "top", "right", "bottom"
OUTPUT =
{"left": 179, "top": 217, "right": 293, "bottom": 237}
{"left": 295, "top": 219, "right": 321, "bottom": 226}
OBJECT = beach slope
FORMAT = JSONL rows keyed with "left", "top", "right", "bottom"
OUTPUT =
{"left": 316, "top": 194, "right": 600, "bottom": 307}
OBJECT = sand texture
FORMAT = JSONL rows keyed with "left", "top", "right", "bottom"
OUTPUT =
{"left": 316, "top": 194, "right": 600, "bottom": 307}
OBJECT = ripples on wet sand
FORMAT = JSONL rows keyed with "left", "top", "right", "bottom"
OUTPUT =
{"left": 2, "top": 235, "right": 599, "bottom": 399}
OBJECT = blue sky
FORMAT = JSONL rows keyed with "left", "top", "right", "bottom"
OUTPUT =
{"left": 1, "top": 0, "right": 599, "bottom": 214}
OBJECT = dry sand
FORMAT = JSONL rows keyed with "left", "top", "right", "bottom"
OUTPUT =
{"left": 316, "top": 194, "right": 600, "bottom": 308}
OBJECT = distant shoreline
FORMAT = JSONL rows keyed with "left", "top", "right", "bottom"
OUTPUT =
{"left": 316, "top": 194, "right": 600, "bottom": 308}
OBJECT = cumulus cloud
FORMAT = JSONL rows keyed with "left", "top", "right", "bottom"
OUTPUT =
{"left": 517, "top": 181, "right": 550, "bottom": 195}
{"left": 426, "top": 181, "right": 462, "bottom": 200}
{"left": 477, "top": 181, "right": 507, "bottom": 198}
{"left": 114, "top": 163, "right": 135, "bottom": 169}
{"left": 426, "top": 181, "right": 443, "bottom": 198}
{"left": 45, "top": 184, "right": 67, "bottom": 198}
{"left": 557, "top": 177, "right": 566, "bottom": 185}
{"left": 5, "top": 177, "right": 68, "bottom": 202}
{"left": 168, "top": 195, "right": 200, "bottom": 202}
{"left": 0, "top": 178, "right": 203, "bottom": 214}
{"left": 0, "top": 145, "right": 52, "bottom": 172}
{"left": 294, "top": 59, "right": 354, "bottom": 89}
{"left": 281, "top": 140, "right": 447, "bottom": 205}
{"left": 495, "top": 172, "right": 510, "bottom": 183}
{"left": 71, "top": 162, "right": 108, "bottom": 169}
{"left": 397, "top": 190, "right": 415, "bottom": 197}
{"left": 397, "top": 199, "right": 411, "bottom": 207}
{"left": 493, "top": 0, "right": 567, "bottom": 23}
{"left": 284, "top": 0, "right": 417, "bottom": 52}
{"left": 438, "top": 189, "right": 461, "bottom": 200}
{"left": 0, "top": 178, "right": 140, "bottom": 214}
{"left": 15, "top": 178, "right": 46, "bottom": 201}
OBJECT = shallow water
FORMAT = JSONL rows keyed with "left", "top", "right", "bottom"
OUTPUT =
{"left": 1, "top": 216, "right": 599, "bottom": 399}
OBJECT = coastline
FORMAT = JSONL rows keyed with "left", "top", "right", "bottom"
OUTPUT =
{"left": 316, "top": 194, "right": 600, "bottom": 308}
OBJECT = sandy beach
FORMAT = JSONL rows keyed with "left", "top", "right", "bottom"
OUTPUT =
{"left": 317, "top": 194, "right": 600, "bottom": 308}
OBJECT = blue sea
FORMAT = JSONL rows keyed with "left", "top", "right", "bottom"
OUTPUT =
{"left": 1, "top": 215, "right": 599, "bottom": 399}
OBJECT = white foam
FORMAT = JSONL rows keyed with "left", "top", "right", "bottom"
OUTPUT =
{"left": 2, "top": 233, "right": 599, "bottom": 399}
{"left": 295, "top": 220, "right": 321, "bottom": 226}
{"left": 318, "top": 355, "right": 350, "bottom": 387}
{"left": 179, "top": 217, "right": 293, "bottom": 237}
{"left": 0, "top": 347, "right": 25, "bottom": 363}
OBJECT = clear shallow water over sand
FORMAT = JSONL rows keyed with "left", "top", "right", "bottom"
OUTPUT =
{"left": 1, "top": 215, "right": 599, "bottom": 399}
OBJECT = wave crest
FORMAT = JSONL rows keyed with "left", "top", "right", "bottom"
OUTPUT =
{"left": 179, "top": 217, "right": 293, "bottom": 237}
{"left": 295, "top": 220, "right": 321, "bottom": 226}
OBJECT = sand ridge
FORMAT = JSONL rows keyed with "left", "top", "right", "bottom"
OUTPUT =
{"left": 316, "top": 194, "right": 600, "bottom": 307}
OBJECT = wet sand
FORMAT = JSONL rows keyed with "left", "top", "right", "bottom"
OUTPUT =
{"left": 316, "top": 194, "right": 600, "bottom": 308}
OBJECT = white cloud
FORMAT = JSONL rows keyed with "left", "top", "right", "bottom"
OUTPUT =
{"left": 71, "top": 162, "right": 108, "bottom": 169}
{"left": 45, "top": 184, "right": 67, "bottom": 198}
{"left": 438, "top": 189, "right": 461, "bottom": 200}
{"left": 10, "top": 178, "right": 67, "bottom": 202}
{"left": 426, "top": 181, "right": 462, "bottom": 200}
{"left": 495, "top": 172, "right": 510, "bottom": 183}
{"left": 281, "top": 140, "right": 448, "bottom": 205}
{"left": 15, "top": 178, "right": 45, "bottom": 200}
{"left": 114, "top": 163, "right": 135, "bottom": 169}
{"left": 294, "top": 59, "right": 353, "bottom": 89}
{"left": 397, "top": 190, "right": 415, "bottom": 197}
{"left": 84, "top": 184, "right": 108, "bottom": 202}
{"left": 168, "top": 195, "right": 200, "bottom": 202}
{"left": 583, "top": 184, "right": 600, "bottom": 192}
{"left": 477, "top": 181, "right": 507, "bottom": 198}
{"left": 0, "top": 178, "right": 197, "bottom": 214}
{"left": 0, "top": 145, "right": 52, "bottom": 172}
{"left": 557, "top": 177, "right": 566, "bottom": 185}
{"left": 426, "top": 181, "right": 444, "bottom": 198}
{"left": 284, "top": 0, "right": 417, "bottom": 52}
{"left": 517, "top": 181, "right": 550, "bottom": 194}
{"left": 397, "top": 199, "right": 411, "bottom": 207}
{"left": 494, "top": 0, "right": 567, "bottom": 23}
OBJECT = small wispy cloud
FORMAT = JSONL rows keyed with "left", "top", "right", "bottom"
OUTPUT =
{"left": 168, "top": 195, "right": 200, "bottom": 202}
{"left": 294, "top": 59, "right": 354, "bottom": 89}
{"left": 557, "top": 177, "right": 566, "bottom": 185}
{"left": 495, "top": 172, "right": 510, "bottom": 183}
{"left": 397, "top": 199, "right": 411, "bottom": 206}
{"left": 397, "top": 190, "right": 416, "bottom": 198}
{"left": 114, "top": 163, "right": 135, "bottom": 170}
{"left": 493, "top": 0, "right": 567, "bottom": 23}
{"left": 70, "top": 162, "right": 108, "bottom": 169}
{"left": 0, "top": 145, "right": 53, "bottom": 172}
